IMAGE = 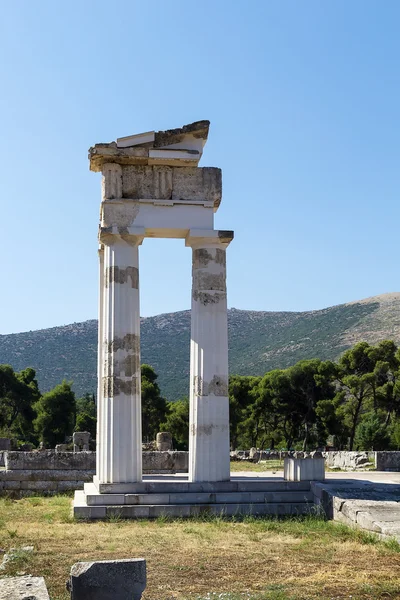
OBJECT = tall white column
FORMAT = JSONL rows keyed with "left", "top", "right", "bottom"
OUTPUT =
{"left": 96, "top": 245, "right": 104, "bottom": 477}
{"left": 96, "top": 228, "right": 145, "bottom": 485}
{"left": 186, "top": 229, "right": 234, "bottom": 482}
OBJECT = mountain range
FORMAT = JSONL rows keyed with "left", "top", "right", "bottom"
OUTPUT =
{"left": 1, "top": 293, "right": 400, "bottom": 400}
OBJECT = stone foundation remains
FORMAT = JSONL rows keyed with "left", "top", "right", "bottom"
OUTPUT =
{"left": 0, "top": 451, "right": 188, "bottom": 495}
{"left": 231, "top": 450, "right": 400, "bottom": 471}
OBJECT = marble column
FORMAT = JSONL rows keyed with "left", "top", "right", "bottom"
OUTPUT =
{"left": 96, "top": 244, "right": 104, "bottom": 477}
{"left": 186, "top": 229, "right": 234, "bottom": 482}
{"left": 96, "top": 228, "right": 145, "bottom": 485}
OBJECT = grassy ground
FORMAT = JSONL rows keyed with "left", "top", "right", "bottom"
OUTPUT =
{"left": 229, "top": 461, "right": 372, "bottom": 473}
{"left": 0, "top": 496, "right": 400, "bottom": 600}
{"left": 230, "top": 460, "right": 284, "bottom": 472}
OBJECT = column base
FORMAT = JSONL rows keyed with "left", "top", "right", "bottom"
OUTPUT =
{"left": 73, "top": 476, "right": 314, "bottom": 520}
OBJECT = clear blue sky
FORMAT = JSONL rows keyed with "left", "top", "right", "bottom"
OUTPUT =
{"left": 1, "top": 1, "right": 399, "bottom": 334}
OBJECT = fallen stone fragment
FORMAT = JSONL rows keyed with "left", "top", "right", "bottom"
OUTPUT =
{"left": 0, "top": 575, "right": 49, "bottom": 599}
{"left": 67, "top": 558, "right": 146, "bottom": 600}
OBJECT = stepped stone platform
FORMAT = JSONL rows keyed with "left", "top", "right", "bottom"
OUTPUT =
{"left": 73, "top": 474, "right": 314, "bottom": 519}
{"left": 312, "top": 474, "right": 400, "bottom": 541}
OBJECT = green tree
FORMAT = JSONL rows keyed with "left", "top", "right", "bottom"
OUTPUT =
{"left": 355, "top": 413, "right": 391, "bottom": 450}
{"left": 0, "top": 365, "right": 40, "bottom": 442}
{"left": 285, "top": 359, "right": 337, "bottom": 450}
{"left": 240, "top": 369, "right": 288, "bottom": 449}
{"left": 160, "top": 398, "right": 189, "bottom": 450}
{"left": 75, "top": 412, "right": 96, "bottom": 439}
{"left": 33, "top": 381, "right": 76, "bottom": 447}
{"left": 141, "top": 364, "right": 168, "bottom": 442}
{"left": 390, "top": 417, "right": 400, "bottom": 450}
{"left": 335, "top": 342, "right": 378, "bottom": 450}
{"left": 229, "top": 375, "right": 260, "bottom": 449}
{"left": 76, "top": 393, "right": 96, "bottom": 419}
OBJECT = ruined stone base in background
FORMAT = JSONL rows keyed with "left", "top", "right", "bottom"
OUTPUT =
{"left": 0, "top": 575, "right": 50, "bottom": 600}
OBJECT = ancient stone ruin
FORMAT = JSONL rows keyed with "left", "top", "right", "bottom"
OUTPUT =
{"left": 74, "top": 120, "right": 236, "bottom": 517}
{"left": 73, "top": 431, "right": 90, "bottom": 452}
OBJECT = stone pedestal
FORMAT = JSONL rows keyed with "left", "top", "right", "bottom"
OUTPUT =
{"left": 156, "top": 432, "right": 173, "bottom": 451}
{"left": 186, "top": 229, "right": 233, "bottom": 482}
{"left": 284, "top": 458, "right": 325, "bottom": 481}
{"left": 96, "top": 228, "right": 145, "bottom": 485}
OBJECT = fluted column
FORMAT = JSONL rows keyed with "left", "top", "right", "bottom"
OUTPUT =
{"left": 186, "top": 229, "right": 234, "bottom": 482}
{"left": 96, "top": 227, "right": 145, "bottom": 485}
{"left": 96, "top": 245, "right": 104, "bottom": 477}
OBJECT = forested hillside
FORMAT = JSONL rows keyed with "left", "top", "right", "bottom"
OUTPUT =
{"left": 1, "top": 293, "right": 400, "bottom": 400}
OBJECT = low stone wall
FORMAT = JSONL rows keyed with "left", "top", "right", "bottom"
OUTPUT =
{"left": 375, "top": 451, "right": 400, "bottom": 471}
{"left": 0, "top": 468, "right": 94, "bottom": 493}
{"left": 5, "top": 451, "right": 96, "bottom": 471}
{"left": 322, "top": 451, "right": 375, "bottom": 470}
{"left": 232, "top": 450, "right": 400, "bottom": 472}
{"left": 0, "top": 450, "right": 189, "bottom": 495}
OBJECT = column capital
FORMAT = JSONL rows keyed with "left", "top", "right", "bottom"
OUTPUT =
{"left": 99, "top": 225, "right": 145, "bottom": 247}
{"left": 185, "top": 228, "right": 234, "bottom": 249}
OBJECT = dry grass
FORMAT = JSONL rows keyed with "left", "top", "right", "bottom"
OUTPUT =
{"left": 230, "top": 461, "right": 353, "bottom": 473}
{"left": 230, "top": 460, "right": 284, "bottom": 472}
{"left": 0, "top": 495, "right": 400, "bottom": 600}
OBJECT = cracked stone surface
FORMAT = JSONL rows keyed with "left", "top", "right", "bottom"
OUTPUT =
{"left": 0, "top": 575, "right": 49, "bottom": 600}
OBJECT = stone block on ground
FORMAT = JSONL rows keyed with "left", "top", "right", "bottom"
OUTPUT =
{"left": 73, "top": 432, "right": 90, "bottom": 452}
{"left": 55, "top": 444, "right": 70, "bottom": 452}
{"left": 142, "top": 450, "right": 188, "bottom": 472}
{"left": 67, "top": 558, "right": 146, "bottom": 600}
{"left": 284, "top": 457, "right": 325, "bottom": 481}
{"left": 156, "top": 432, "right": 173, "bottom": 451}
{"left": 0, "top": 575, "right": 49, "bottom": 599}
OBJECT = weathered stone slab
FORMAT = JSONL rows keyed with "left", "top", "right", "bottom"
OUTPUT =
{"left": 5, "top": 451, "right": 96, "bottom": 471}
{"left": 67, "top": 559, "right": 146, "bottom": 600}
{"left": 143, "top": 451, "right": 188, "bottom": 472}
{"left": 0, "top": 469, "right": 94, "bottom": 481}
{"left": 122, "top": 165, "right": 172, "bottom": 199}
{"left": 323, "top": 451, "right": 375, "bottom": 470}
{"left": 120, "top": 165, "right": 222, "bottom": 206}
{"left": 0, "top": 575, "right": 49, "bottom": 599}
{"left": 172, "top": 167, "right": 221, "bottom": 205}
{"left": 376, "top": 451, "right": 400, "bottom": 471}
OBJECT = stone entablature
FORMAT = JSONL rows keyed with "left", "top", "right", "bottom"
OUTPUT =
{"left": 96, "top": 122, "right": 222, "bottom": 240}
{"left": 101, "top": 164, "right": 221, "bottom": 206}
{"left": 89, "top": 120, "right": 210, "bottom": 171}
